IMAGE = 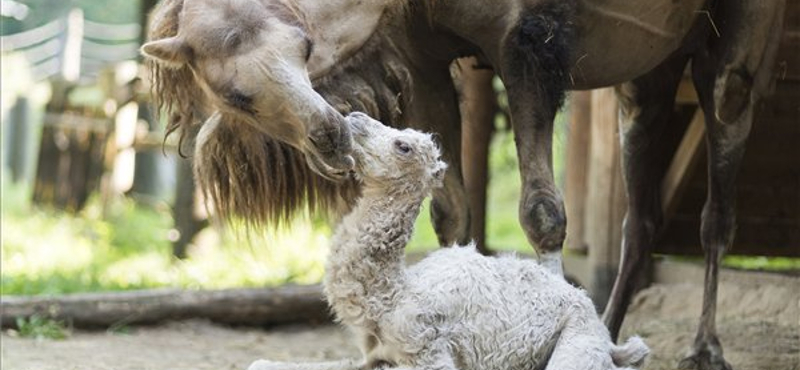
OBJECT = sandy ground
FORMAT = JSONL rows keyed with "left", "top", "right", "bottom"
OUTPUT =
{"left": 3, "top": 274, "right": 798, "bottom": 370}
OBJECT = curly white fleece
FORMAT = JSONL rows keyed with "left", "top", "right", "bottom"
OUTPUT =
{"left": 249, "top": 114, "right": 648, "bottom": 370}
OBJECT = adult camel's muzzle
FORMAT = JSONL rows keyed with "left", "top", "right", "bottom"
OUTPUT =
{"left": 305, "top": 107, "right": 355, "bottom": 181}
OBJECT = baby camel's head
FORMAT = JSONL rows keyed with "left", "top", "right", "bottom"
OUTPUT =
{"left": 346, "top": 112, "right": 447, "bottom": 194}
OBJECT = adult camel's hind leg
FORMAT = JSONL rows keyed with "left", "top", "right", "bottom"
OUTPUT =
{"left": 602, "top": 53, "right": 691, "bottom": 339}
{"left": 410, "top": 67, "right": 472, "bottom": 247}
{"left": 679, "top": 2, "right": 784, "bottom": 369}
{"left": 497, "top": 3, "right": 574, "bottom": 275}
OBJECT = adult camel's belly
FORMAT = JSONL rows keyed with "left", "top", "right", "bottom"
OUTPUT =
{"left": 569, "top": 0, "right": 707, "bottom": 89}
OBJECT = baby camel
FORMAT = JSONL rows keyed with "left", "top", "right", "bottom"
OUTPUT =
{"left": 249, "top": 113, "right": 649, "bottom": 370}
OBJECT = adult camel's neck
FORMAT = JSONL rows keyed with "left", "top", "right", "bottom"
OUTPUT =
{"left": 294, "top": 0, "right": 398, "bottom": 79}
{"left": 324, "top": 189, "right": 423, "bottom": 324}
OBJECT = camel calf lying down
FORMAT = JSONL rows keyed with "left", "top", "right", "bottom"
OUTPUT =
{"left": 249, "top": 113, "right": 649, "bottom": 370}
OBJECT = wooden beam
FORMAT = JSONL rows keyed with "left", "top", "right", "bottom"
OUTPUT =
{"left": 564, "top": 91, "right": 592, "bottom": 253}
{"left": 661, "top": 108, "right": 706, "bottom": 220}
{"left": 675, "top": 78, "right": 699, "bottom": 104}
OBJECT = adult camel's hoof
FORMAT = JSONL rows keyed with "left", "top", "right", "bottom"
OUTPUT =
{"left": 678, "top": 350, "right": 733, "bottom": 370}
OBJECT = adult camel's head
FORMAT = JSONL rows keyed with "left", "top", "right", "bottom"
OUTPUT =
{"left": 142, "top": 0, "right": 353, "bottom": 179}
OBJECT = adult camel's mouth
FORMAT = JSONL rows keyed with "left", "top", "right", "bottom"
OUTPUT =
{"left": 304, "top": 108, "right": 355, "bottom": 181}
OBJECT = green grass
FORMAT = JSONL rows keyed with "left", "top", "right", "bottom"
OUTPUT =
{"left": 665, "top": 254, "right": 800, "bottom": 272}
{"left": 14, "top": 315, "right": 71, "bottom": 340}
{"left": 722, "top": 255, "right": 800, "bottom": 271}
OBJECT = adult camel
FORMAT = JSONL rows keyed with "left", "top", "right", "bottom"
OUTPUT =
{"left": 141, "top": 0, "right": 785, "bottom": 368}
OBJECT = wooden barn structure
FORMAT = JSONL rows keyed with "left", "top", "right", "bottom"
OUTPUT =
{"left": 564, "top": 4, "right": 800, "bottom": 302}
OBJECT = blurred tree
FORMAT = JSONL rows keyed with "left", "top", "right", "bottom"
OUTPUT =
{"left": 129, "top": 0, "right": 162, "bottom": 199}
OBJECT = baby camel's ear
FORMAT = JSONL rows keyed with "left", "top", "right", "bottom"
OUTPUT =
{"left": 141, "top": 37, "right": 192, "bottom": 68}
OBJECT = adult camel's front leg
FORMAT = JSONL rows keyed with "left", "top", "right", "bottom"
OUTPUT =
{"left": 679, "top": 2, "right": 784, "bottom": 369}
{"left": 497, "top": 4, "right": 574, "bottom": 274}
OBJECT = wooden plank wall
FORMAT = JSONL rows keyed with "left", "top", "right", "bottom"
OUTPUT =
{"left": 656, "top": 80, "right": 800, "bottom": 257}
{"left": 567, "top": 3, "right": 800, "bottom": 260}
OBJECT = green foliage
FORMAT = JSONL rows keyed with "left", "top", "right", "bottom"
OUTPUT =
{"left": 15, "top": 315, "right": 70, "bottom": 340}
{"left": 1, "top": 173, "right": 328, "bottom": 296}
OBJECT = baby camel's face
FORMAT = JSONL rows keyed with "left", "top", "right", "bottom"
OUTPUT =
{"left": 346, "top": 112, "right": 447, "bottom": 189}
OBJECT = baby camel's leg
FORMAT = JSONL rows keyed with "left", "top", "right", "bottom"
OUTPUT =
{"left": 378, "top": 342, "right": 458, "bottom": 370}
{"left": 388, "top": 356, "right": 457, "bottom": 370}
{"left": 544, "top": 318, "right": 647, "bottom": 370}
{"left": 545, "top": 330, "right": 610, "bottom": 370}
{"left": 247, "top": 359, "right": 363, "bottom": 370}
{"left": 249, "top": 342, "right": 458, "bottom": 370}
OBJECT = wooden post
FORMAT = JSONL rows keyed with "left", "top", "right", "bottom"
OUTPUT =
{"left": 584, "top": 88, "right": 626, "bottom": 309}
{"left": 456, "top": 57, "right": 497, "bottom": 253}
{"left": 564, "top": 91, "right": 591, "bottom": 253}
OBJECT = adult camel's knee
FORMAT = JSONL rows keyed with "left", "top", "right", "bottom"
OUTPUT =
{"left": 520, "top": 190, "right": 566, "bottom": 253}
{"left": 430, "top": 172, "right": 471, "bottom": 246}
{"left": 714, "top": 66, "right": 753, "bottom": 125}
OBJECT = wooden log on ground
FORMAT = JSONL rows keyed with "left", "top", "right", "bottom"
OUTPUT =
{"left": 0, "top": 285, "right": 331, "bottom": 329}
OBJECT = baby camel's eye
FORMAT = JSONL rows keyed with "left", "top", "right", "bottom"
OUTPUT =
{"left": 394, "top": 140, "right": 413, "bottom": 155}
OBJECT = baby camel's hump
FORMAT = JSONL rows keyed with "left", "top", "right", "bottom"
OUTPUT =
{"left": 404, "top": 246, "right": 586, "bottom": 369}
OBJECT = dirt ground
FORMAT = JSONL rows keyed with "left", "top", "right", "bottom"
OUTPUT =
{"left": 3, "top": 272, "right": 798, "bottom": 370}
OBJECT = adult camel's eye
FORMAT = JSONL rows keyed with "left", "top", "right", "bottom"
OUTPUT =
{"left": 394, "top": 140, "right": 412, "bottom": 155}
{"left": 226, "top": 90, "right": 254, "bottom": 113}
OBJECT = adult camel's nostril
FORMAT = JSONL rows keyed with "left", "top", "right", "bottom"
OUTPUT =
{"left": 307, "top": 109, "right": 356, "bottom": 174}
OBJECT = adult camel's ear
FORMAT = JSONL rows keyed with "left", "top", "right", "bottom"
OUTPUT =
{"left": 141, "top": 37, "right": 191, "bottom": 68}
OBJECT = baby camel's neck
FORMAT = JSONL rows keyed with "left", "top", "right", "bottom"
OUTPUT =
{"left": 324, "top": 188, "right": 424, "bottom": 324}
